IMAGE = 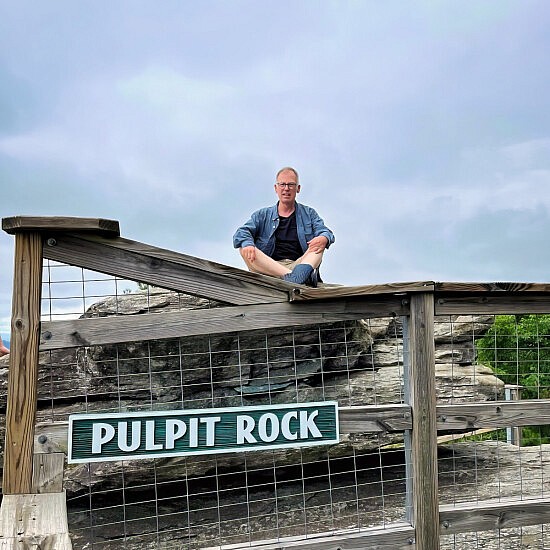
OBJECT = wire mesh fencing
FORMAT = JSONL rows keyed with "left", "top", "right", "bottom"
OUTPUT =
{"left": 34, "top": 260, "right": 410, "bottom": 549}
{"left": 435, "top": 313, "right": 550, "bottom": 549}
{"left": 4, "top": 260, "right": 549, "bottom": 548}
{"left": 440, "top": 525, "right": 550, "bottom": 550}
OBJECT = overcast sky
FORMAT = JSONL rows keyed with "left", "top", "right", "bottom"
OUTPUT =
{"left": 1, "top": 1, "right": 550, "bottom": 336}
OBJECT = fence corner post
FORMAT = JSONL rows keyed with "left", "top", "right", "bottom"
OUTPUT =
{"left": 3, "top": 231, "right": 43, "bottom": 494}
{"left": 409, "top": 292, "right": 440, "bottom": 549}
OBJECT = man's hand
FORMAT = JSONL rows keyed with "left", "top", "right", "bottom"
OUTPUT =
{"left": 307, "top": 236, "right": 329, "bottom": 254}
{"left": 241, "top": 245, "right": 257, "bottom": 263}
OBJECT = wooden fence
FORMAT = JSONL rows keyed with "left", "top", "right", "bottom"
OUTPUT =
{"left": 2, "top": 215, "right": 550, "bottom": 549}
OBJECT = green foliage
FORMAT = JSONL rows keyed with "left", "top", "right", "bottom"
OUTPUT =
{"left": 477, "top": 314, "right": 550, "bottom": 399}
{"left": 476, "top": 314, "right": 550, "bottom": 445}
{"left": 447, "top": 427, "right": 547, "bottom": 446}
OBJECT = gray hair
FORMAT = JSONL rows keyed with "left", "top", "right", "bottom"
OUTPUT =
{"left": 276, "top": 167, "right": 299, "bottom": 183}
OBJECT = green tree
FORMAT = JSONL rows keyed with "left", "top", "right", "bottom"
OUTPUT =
{"left": 476, "top": 314, "right": 550, "bottom": 444}
{"left": 477, "top": 314, "right": 550, "bottom": 399}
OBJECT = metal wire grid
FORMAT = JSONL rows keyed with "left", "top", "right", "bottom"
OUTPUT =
{"left": 35, "top": 264, "right": 550, "bottom": 548}
{"left": 41, "top": 261, "right": 138, "bottom": 320}
{"left": 436, "top": 314, "right": 550, "bottom": 549}
{"left": 57, "top": 322, "right": 409, "bottom": 549}
{"left": 440, "top": 524, "right": 550, "bottom": 549}
{"left": 64, "top": 443, "right": 409, "bottom": 549}
{"left": 433, "top": 314, "right": 503, "bottom": 404}
{"left": 35, "top": 262, "right": 409, "bottom": 548}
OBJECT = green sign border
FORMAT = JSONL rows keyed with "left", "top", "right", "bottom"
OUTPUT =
{"left": 68, "top": 401, "right": 339, "bottom": 464}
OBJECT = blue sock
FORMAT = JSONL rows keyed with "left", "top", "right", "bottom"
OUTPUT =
{"left": 283, "top": 264, "right": 314, "bottom": 285}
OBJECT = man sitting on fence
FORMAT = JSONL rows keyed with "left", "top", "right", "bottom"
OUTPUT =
{"left": 233, "top": 167, "right": 335, "bottom": 287}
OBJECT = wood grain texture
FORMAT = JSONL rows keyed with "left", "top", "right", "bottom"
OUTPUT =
{"left": 3, "top": 232, "right": 43, "bottom": 494}
{"left": 32, "top": 453, "right": 65, "bottom": 493}
{"left": 34, "top": 422, "right": 69, "bottom": 454}
{"left": 437, "top": 399, "right": 550, "bottom": 429}
{"left": 203, "top": 523, "right": 416, "bottom": 549}
{"left": 435, "top": 295, "right": 550, "bottom": 315}
{"left": 34, "top": 400, "right": 544, "bottom": 443}
{"left": 39, "top": 297, "right": 408, "bottom": 350}
{"left": 290, "top": 281, "right": 435, "bottom": 301}
{"left": 408, "top": 293, "right": 440, "bottom": 549}
{"left": 78, "top": 233, "right": 292, "bottom": 287}
{"left": 439, "top": 497, "right": 550, "bottom": 534}
{"left": 435, "top": 281, "right": 550, "bottom": 293}
{"left": 42, "top": 233, "right": 291, "bottom": 305}
{"left": 340, "top": 405, "right": 412, "bottom": 432}
{"left": 2, "top": 215, "right": 119, "bottom": 236}
{"left": 0, "top": 492, "right": 72, "bottom": 549}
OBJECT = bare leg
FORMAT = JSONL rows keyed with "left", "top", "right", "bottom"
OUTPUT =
{"left": 240, "top": 248, "right": 292, "bottom": 277}
{"left": 296, "top": 249, "right": 324, "bottom": 270}
{"left": 0, "top": 336, "right": 9, "bottom": 357}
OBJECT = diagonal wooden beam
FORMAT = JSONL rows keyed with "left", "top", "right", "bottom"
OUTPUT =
{"left": 42, "top": 233, "right": 292, "bottom": 305}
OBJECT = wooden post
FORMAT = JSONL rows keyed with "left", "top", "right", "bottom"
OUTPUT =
{"left": 3, "top": 232, "right": 43, "bottom": 494}
{"left": 505, "top": 384, "right": 523, "bottom": 446}
{"left": 409, "top": 292, "right": 440, "bottom": 549}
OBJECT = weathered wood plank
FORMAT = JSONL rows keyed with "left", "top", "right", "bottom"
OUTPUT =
{"left": 34, "top": 422, "right": 69, "bottom": 454}
{"left": 32, "top": 453, "right": 65, "bottom": 493}
{"left": 78, "top": 233, "right": 295, "bottom": 290}
{"left": 39, "top": 297, "right": 408, "bottom": 350}
{"left": 436, "top": 399, "right": 550, "bottom": 430}
{"left": 35, "top": 401, "right": 547, "bottom": 446}
{"left": 3, "top": 232, "right": 43, "bottom": 494}
{"left": 435, "top": 295, "right": 550, "bottom": 315}
{"left": 340, "top": 405, "right": 412, "bottom": 432}
{"left": 290, "top": 281, "right": 435, "bottom": 301}
{"left": 439, "top": 497, "right": 550, "bottom": 534}
{"left": 42, "top": 233, "right": 291, "bottom": 305}
{"left": 435, "top": 282, "right": 550, "bottom": 293}
{"left": 409, "top": 293, "right": 439, "bottom": 549}
{"left": 2, "top": 215, "right": 119, "bottom": 236}
{"left": 0, "top": 492, "right": 71, "bottom": 541}
{"left": 204, "top": 523, "right": 415, "bottom": 549}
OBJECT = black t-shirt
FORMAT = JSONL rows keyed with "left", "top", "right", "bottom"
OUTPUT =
{"left": 272, "top": 212, "right": 303, "bottom": 260}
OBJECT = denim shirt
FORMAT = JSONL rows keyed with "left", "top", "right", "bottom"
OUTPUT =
{"left": 233, "top": 202, "right": 335, "bottom": 257}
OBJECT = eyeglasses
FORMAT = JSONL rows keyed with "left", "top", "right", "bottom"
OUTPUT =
{"left": 276, "top": 182, "right": 298, "bottom": 189}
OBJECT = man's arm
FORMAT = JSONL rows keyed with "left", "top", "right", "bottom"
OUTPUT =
{"left": 309, "top": 208, "right": 335, "bottom": 248}
{"left": 233, "top": 211, "right": 259, "bottom": 249}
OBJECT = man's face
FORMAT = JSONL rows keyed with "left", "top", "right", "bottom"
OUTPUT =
{"left": 274, "top": 170, "right": 300, "bottom": 205}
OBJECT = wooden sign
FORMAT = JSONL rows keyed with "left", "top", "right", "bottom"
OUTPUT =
{"left": 68, "top": 402, "right": 339, "bottom": 463}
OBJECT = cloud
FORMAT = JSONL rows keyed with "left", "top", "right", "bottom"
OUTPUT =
{"left": 1, "top": 1, "right": 550, "bottom": 320}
